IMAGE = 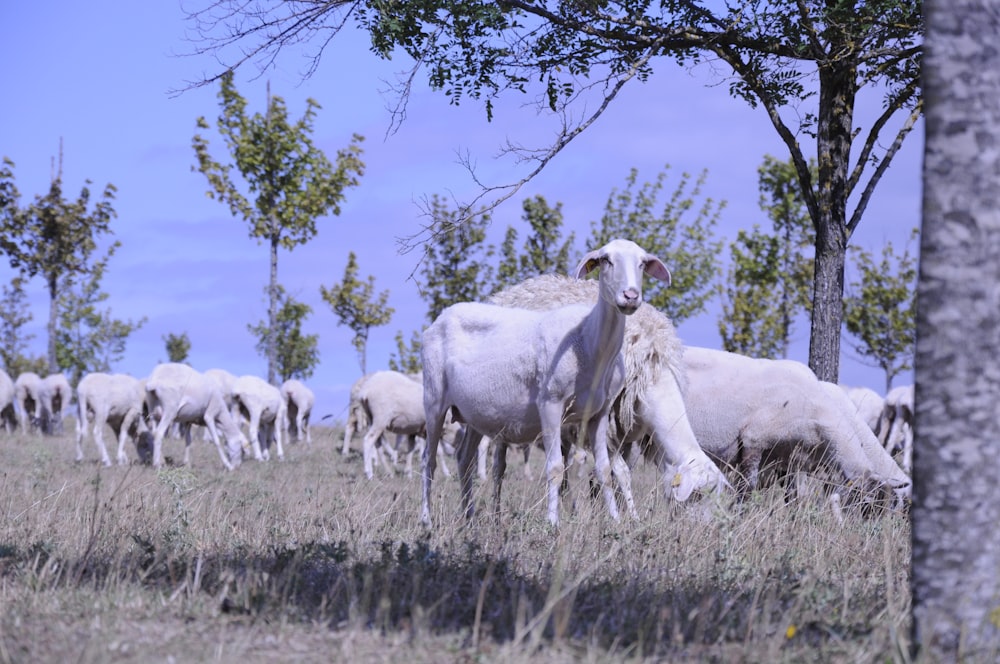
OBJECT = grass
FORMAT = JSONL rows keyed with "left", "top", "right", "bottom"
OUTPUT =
{"left": 0, "top": 423, "right": 911, "bottom": 662}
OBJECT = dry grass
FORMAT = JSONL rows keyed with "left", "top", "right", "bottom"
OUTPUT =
{"left": 0, "top": 423, "right": 911, "bottom": 662}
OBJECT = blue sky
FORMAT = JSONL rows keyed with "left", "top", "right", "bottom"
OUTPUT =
{"left": 1, "top": 2, "right": 922, "bottom": 419}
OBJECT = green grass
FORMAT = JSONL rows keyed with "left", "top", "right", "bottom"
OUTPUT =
{"left": 0, "top": 424, "right": 910, "bottom": 662}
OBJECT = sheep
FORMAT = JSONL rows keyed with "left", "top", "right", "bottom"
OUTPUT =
{"left": 280, "top": 378, "right": 315, "bottom": 444}
{"left": 356, "top": 370, "right": 455, "bottom": 479}
{"left": 485, "top": 274, "right": 731, "bottom": 519}
{"left": 420, "top": 238, "right": 672, "bottom": 528}
{"left": 841, "top": 385, "right": 885, "bottom": 436}
{"left": 38, "top": 373, "right": 72, "bottom": 435}
{"left": 879, "top": 383, "right": 914, "bottom": 476}
{"left": 14, "top": 372, "right": 43, "bottom": 434}
{"left": 342, "top": 372, "right": 411, "bottom": 466}
{"left": 0, "top": 369, "right": 16, "bottom": 434}
{"left": 679, "top": 346, "right": 911, "bottom": 508}
{"left": 232, "top": 374, "right": 287, "bottom": 461}
{"left": 75, "top": 372, "right": 149, "bottom": 466}
{"left": 145, "top": 362, "right": 259, "bottom": 470}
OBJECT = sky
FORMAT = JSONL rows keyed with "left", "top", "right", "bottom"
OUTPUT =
{"left": 0, "top": 2, "right": 923, "bottom": 421}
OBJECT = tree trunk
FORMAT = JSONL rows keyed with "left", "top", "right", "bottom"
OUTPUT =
{"left": 268, "top": 233, "right": 278, "bottom": 385}
{"left": 912, "top": 1, "right": 1000, "bottom": 659}
{"left": 807, "top": 62, "right": 855, "bottom": 382}
{"left": 47, "top": 274, "right": 58, "bottom": 374}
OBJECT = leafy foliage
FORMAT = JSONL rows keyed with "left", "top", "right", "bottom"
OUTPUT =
{"left": 163, "top": 332, "right": 192, "bottom": 363}
{"left": 320, "top": 252, "right": 394, "bottom": 375}
{"left": 493, "top": 195, "right": 577, "bottom": 292}
{"left": 0, "top": 276, "right": 39, "bottom": 377}
{"left": 843, "top": 229, "right": 918, "bottom": 391}
{"left": 388, "top": 329, "right": 423, "bottom": 375}
{"left": 193, "top": 72, "right": 364, "bottom": 382}
{"left": 416, "top": 196, "right": 495, "bottom": 323}
{"left": 590, "top": 167, "right": 724, "bottom": 325}
{"left": 55, "top": 245, "right": 147, "bottom": 385}
{"left": 248, "top": 285, "right": 320, "bottom": 382}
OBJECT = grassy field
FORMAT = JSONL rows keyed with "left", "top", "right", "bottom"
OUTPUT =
{"left": 0, "top": 423, "right": 910, "bottom": 663}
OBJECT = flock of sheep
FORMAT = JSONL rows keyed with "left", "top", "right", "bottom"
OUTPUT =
{"left": 0, "top": 237, "right": 915, "bottom": 529}
{"left": 0, "top": 364, "right": 315, "bottom": 470}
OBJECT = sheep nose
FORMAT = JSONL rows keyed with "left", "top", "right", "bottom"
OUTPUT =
{"left": 622, "top": 288, "right": 639, "bottom": 303}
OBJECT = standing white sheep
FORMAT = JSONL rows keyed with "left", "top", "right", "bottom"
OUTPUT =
{"left": 280, "top": 378, "right": 314, "bottom": 444}
{"left": 75, "top": 372, "right": 149, "bottom": 466}
{"left": 38, "top": 373, "right": 72, "bottom": 435}
{"left": 0, "top": 369, "right": 16, "bottom": 434}
{"left": 14, "top": 372, "right": 43, "bottom": 434}
{"left": 232, "top": 374, "right": 287, "bottom": 461}
{"left": 679, "top": 346, "right": 911, "bottom": 507}
{"left": 421, "top": 238, "right": 671, "bottom": 528}
{"left": 879, "top": 383, "right": 914, "bottom": 476}
{"left": 145, "top": 363, "right": 258, "bottom": 470}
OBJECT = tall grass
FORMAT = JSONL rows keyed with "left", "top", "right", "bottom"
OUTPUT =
{"left": 0, "top": 424, "right": 910, "bottom": 662}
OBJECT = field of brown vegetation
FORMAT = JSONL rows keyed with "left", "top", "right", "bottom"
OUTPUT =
{"left": 0, "top": 423, "right": 910, "bottom": 662}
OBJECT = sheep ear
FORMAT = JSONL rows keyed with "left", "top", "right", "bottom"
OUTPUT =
{"left": 574, "top": 253, "right": 602, "bottom": 279}
{"left": 644, "top": 256, "right": 671, "bottom": 285}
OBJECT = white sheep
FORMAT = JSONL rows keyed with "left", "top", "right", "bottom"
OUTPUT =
{"left": 679, "top": 346, "right": 911, "bottom": 507}
{"left": 879, "top": 383, "right": 914, "bottom": 475}
{"left": 38, "top": 373, "right": 72, "bottom": 435}
{"left": 841, "top": 385, "right": 885, "bottom": 435}
{"left": 356, "top": 370, "right": 455, "bottom": 479}
{"left": 145, "top": 362, "right": 258, "bottom": 470}
{"left": 14, "top": 371, "right": 43, "bottom": 434}
{"left": 420, "top": 238, "right": 671, "bottom": 528}
{"left": 280, "top": 378, "right": 315, "bottom": 444}
{"left": 342, "top": 372, "right": 411, "bottom": 466}
{"left": 232, "top": 374, "right": 287, "bottom": 461}
{"left": 75, "top": 372, "right": 149, "bottom": 466}
{"left": 486, "top": 273, "right": 731, "bottom": 518}
{"left": 0, "top": 369, "right": 16, "bottom": 434}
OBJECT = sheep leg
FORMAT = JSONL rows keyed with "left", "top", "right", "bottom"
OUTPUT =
{"left": 477, "top": 435, "right": 490, "bottom": 480}
{"left": 456, "top": 427, "right": 483, "bottom": 520}
{"left": 271, "top": 413, "right": 285, "bottom": 461}
{"left": 362, "top": 425, "right": 384, "bottom": 479}
{"left": 150, "top": 403, "right": 182, "bottom": 469}
{"left": 491, "top": 439, "right": 509, "bottom": 523}
{"left": 74, "top": 403, "right": 89, "bottom": 463}
{"left": 89, "top": 407, "right": 114, "bottom": 467}
{"left": 610, "top": 450, "right": 639, "bottom": 520}
{"left": 200, "top": 417, "right": 235, "bottom": 471}
{"left": 420, "top": 412, "right": 446, "bottom": 528}
{"left": 116, "top": 410, "right": 138, "bottom": 465}
{"left": 539, "top": 404, "right": 569, "bottom": 527}
{"left": 585, "top": 414, "right": 620, "bottom": 522}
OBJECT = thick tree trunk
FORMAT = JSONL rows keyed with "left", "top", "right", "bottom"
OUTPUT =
{"left": 807, "top": 63, "right": 855, "bottom": 382}
{"left": 912, "top": 1, "right": 1000, "bottom": 659}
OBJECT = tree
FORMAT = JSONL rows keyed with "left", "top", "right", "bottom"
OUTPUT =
{"left": 55, "top": 246, "right": 147, "bottom": 385}
{"left": 912, "top": 2, "right": 1000, "bottom": 656}
{"left": 248, "top": 285, "right": 321, "bottom": 381}
{"left": 0, "top": 143, "right": 118, "bottom": 372}
{"left": 163, "top": 332, "right": 192, "bottom": 363}
{"left": 416, "top": 195, "right": 495, "bottom": 323}
{"left": 843, "top": 229, "right": 918, "bottom": 393}
{"left": 193, "top": 71, "right": 365, "bottom": 384}
{"left": 718, "top": 156, "right": 815, "bottom": 358}
{"left": 184, "top": 1, "right": 923, "bottom": 383}
{"left": 590, "top": 167, "right": 723, "bottom": 325}
{"left": 493, "top": 195, "right": 576, "bottom": 292}
{"left": 388, "top": 329, "right": 422, "bottom": 375}
{"left": 0, "top": 276, "right": 39, "bottom": 376}
{"left": 320, "top": 252, "right": 394, "bottom": 375}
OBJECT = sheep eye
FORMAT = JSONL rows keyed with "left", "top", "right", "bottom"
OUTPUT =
{"left": 600, "top": 256, "right": 612, "bottom": 267}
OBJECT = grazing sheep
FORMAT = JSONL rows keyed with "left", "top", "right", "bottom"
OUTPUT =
{"left": 14, "top": 372, "right": 43, "bottom": 434}
{"left": 75, "top": 372, "right": 149, "bottom": 466}
{"left": 680, "top": 347, "right": 911, "bottom": 507}
{"left": 356, "top": 370, "right": 455, "bottom": 479}
{"left": 280, "top": 379, "right": 315, "bottom": 444}
{"left": 38, "top": 373, "right": 72, "bottom": 435}
{"left": 486, "top": 274, "right": 731, "bottom": 518}
{"left": 879, "top": 383, "right": 914, "bottom": 476}
{"left": 841, "top": 385, "right": 885, "bottom": 435}
{"left": 421, "top": 238, "right": 671, "bottom": 528}
{"left": 232, "top": 375, "right": 287, "bottom": 461}
{"left": 342, "top": 372, "right": 411, "bottom": 466}
{"left": 145, "top": 363, "right": 258, "bottom": 470}
{"left": 0, "top": 369, "right": 16, "bottom": 434}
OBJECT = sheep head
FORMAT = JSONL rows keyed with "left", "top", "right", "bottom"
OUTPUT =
{"left": 574, "top": 238, "right": 671, "bottom": 315}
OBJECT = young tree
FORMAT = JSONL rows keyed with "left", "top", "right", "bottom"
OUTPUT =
{"left": 0, "top": 276, "right": 37, "bottom": 376}
{"left": 163, "top": 332, "right": 192, "bottom": 363}
{"left": 193, "top": 72, "right": 365, "bottom": 383}
{"left": 493, "top": 195, "right": 576, "bottom": 292}
{"left": 913, "top": 1, "right": 1000, "bottom": 657}
{"left": 843, "top": 230, "right": 918, "bottom": 393}
{"left": 185, "top": 1, "right": 923, "bottom": 383}
{"left": 0, "top": 144, "right": 118, "bottom": 373}
{"left": 248, "top": 285, "right": 320, "bottom": 381}
{"left": 55, "top": 246, "right": 147, "bottom": 385}
{"left": 718, "top": 155, "right": 815, "bottom": 358}
{"left": 387, "top": 329, "right": 422, "bottom": 375}
{"left": 590, "top": 167, "right": 723, "bottom": 326}
{"left": 320, "top": 252, "right": 394, "bottom": 375}
{"left": 416, "top": 195, "right": 495, "bottom": 323}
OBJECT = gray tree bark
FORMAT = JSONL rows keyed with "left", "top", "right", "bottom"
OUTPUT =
{"left": 912, "top": 1, "right": 1000, "bottom": 659}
